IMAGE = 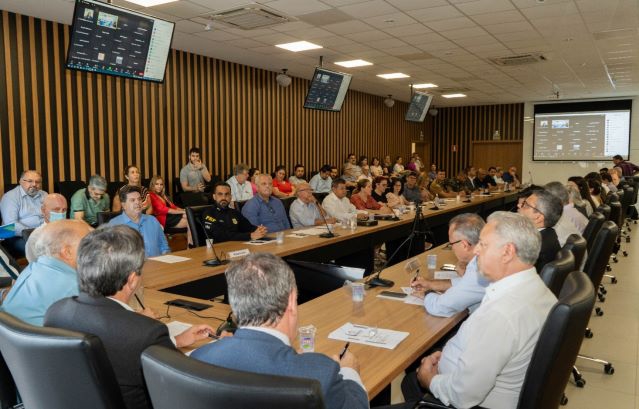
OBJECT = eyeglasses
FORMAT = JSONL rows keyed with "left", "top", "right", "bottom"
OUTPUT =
{"left": 521, "top": 199, "right": 545, "bottom": 217}
{"left": 445, "top": 239, "right": 463, "bottom": 249}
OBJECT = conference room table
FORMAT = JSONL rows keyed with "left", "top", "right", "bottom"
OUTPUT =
{"left": 146, "top": 243, "right": 466, "bottom": 399}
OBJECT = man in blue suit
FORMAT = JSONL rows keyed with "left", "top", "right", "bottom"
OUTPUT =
{"left": 191, "top": 253, "right": 369, "bottom": 409}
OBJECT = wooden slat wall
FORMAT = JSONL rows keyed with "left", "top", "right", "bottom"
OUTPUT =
{"left": 432, "top": 103, "right": 524, "bottom": 174}
{"left": 0, "top": 11, "right": 431, "bottom": 194}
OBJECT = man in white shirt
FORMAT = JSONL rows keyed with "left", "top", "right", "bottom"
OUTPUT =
{"left": 322, "top": 179, "right": 368, "bottom": 223}
{"left": 545, "top": 181, "right": 586, "bottom": 245}
{"left": 410, "top": 213, "right": 489, "bottom": 317}
{"left": 309, "top": 165, "right": 333, "bottom": 193}
{"left": 226, "top": 163, "right": 254, "bottom": 202}
{"left": 289, "top": 183, "right": 336, "bottom": 229}
{"left": 288, "top": 164, "right": 307, "bottom": 185}
{"left": 401, "top": 211, "right": 557, "bottom": 409}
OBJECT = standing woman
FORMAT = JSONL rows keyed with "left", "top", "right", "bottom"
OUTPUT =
{"left": 112, "top": 165, "right": 152, "bottom": 213}
{"left": 272, "top": 165, "right": 295, "bottom": 198}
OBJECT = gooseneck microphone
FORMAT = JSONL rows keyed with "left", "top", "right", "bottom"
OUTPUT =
{"left": 315, "top": 201, "right": 337, "bottom": 238}
{"left": 198, "top": 217, "right": 229, "bottom": 267}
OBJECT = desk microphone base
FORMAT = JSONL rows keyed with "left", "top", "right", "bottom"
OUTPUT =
{"left": 203, "top": 258, "right": 229, "bottom": 267}
{"left": 367, "top": 276, "right": 394, "bottom": 288}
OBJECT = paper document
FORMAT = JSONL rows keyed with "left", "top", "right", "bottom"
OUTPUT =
{"left": 328, "top": 322, "right": 409, "bottom": 350}
{"left": 247, "top": 239, "right": 274, "bottom": 245}
{"left": 295, "top": 227, "right": 331, "bottom": 236}
{"left": 148, "top": 255, "right": 190, "bottom": 263}
{"left": 434, "top": 270, "right": 460, "bottom": 280}
{"left": 399, "top": 287, "right": 425, "bottom": 305}
{"left": 166, "top": 321, "right": 191, "bottom": 339}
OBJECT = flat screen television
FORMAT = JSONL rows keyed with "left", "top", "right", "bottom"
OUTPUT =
{"left": 66, "top": 0, "right": 175, "bottom": 83}
{"left": 405, "top": 92, "right": 433, "bottom": 122}
{"left": 533, "top": 100, "right": 632, "bottom": 161}
{"left": 303, "top": 68, "right": 352, "bottom": 112}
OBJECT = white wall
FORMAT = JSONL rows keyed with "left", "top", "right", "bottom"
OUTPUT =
{"left": 522, "top": 97, "right": 639, "bottom": 185}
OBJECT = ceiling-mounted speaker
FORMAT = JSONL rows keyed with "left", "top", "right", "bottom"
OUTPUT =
{"left": 428, "top": 108, "right": 438, "bottom": 116}
{"left": 276, "top": 68, "right": 292, "bottom": 87}
{"left": 384, "top": 95, "right": 395, "bottom": 108}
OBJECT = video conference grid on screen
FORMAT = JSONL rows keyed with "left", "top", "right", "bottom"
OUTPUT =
{"left": 303, "top": 69, "right": 352, "bottom": 112}
{"left": 66, "top": 0, "right": 174, "bottom": 82}
{"left": 405, "top": 92, "right": 433, "bottom": 123}
{"left": 533, "top": 110, "right": 631, "bottom": 161}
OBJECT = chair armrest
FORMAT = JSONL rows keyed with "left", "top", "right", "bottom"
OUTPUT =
{"left": 414, "top": 394, "right": 452, "bottom": 409}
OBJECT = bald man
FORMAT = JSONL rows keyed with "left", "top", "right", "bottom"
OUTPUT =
{"left": 289, "top": 182, "right": 336, "bottom": 228}
{"left": 1, "top": 220, "right": 92, "bottom": 325}
{"left": 25, "top": 193, "right": 68, "bottom": 263}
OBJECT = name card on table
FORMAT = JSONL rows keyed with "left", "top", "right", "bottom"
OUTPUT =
{"left": 227, "top": 249, "right": 250, "bottom": 259}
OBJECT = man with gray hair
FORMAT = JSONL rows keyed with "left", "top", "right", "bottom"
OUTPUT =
{"left": 44, "top": 225, "right": 214, "bottom": 409}
{"left": 401, "top": 212, "right": 557, "bottom": 409}
{"left": 71, "top": 174, "right": 110, "bottom": 227}
{"left": 545, "top": 181, "right": 586, "bottom": 245}
{"left": 25, "top": 193, "right": 68, "bottom": 262}
{"left": 191, "top": 253, "right": 368, "bottom": 409}
{"left": 518, "top": 189, "right": 563, "bottom": 272}
{"left": 410, "top": 213, "right": 488, "bottom": 317}
{"left": 226, "top": 163, "right": 253, "bottom": 202}
{"left": 1, "top": 220, "right": 91, "bottom": 325}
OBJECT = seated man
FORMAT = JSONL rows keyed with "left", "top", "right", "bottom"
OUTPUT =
{"left": 411, "top": 213, "right": 488, "bottom": 317}
{"left": 403, "top": 172, "right": 432, "bottom": 203}
{"left": 25, "top": 193, "right": 68, "bottom": 262}
{"left": 342, "top": 153, "right": 361, "bottom": 186}
{"left": 464, "top": 166, "right": 481, "bottom": 191}
{"left": 401, "top": 212, "right": 557, "bottom": 408}
{"left": 288, "top": 164, "right": 307, "bottom": 185}
{"left": 502, "top": 166, "right": 521, "bottom": 188}
{"left": 1, "top": 220, "right": 91, "bottom": 325}
{"left": 429, "top": 170, "right": 458, "bottom": 199}
{"left": 518, "top": 189, "right": 562, "bottom": 272}
{"left": 226, "top": 163, "right": 254, "bottom": 202}
{"left": 45, "top": 225, "right": 213, "bottom": 409}
{"left": 322, "top": 178, "right": 368, "bottom": 222}
{"left": 310, "top": 165, "right": 333, "bottom": 194}
{"left": 180, "top": 147, "right": 212, "bottom": 193}
{"left": 329, "top": 166, "right": 339, "bottom": 180}
{"left": 109, "top": 186, "right": 170, "bottom": 257}
{"left": 241, "top": 174, "right": 291, "bottom": 233}
{"left": 476, "top": 168, "right": 497, "bottom": 191}
{"left": 70, "top": 174, "right": 110, "bottom": 227}
{"left": 203, "top": 182, "right": 267, "bottom": 243}
{"left": 289, "top": 182, "right": 336, "bottom": 228}
{"left": 0, "top": 170, "right": 48, "bottom": 257}
{"left": 544, "top": 181, "right": 584, "bottom": 245}
{"left": 191, "top": 253, "right": 368, "bottom": 409}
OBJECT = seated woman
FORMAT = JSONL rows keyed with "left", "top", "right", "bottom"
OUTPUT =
{"left": 272, "top": 165, "right": 295, "bottom": 198}
{"left": 370, "top": 157, "right": 383, "bottom": 177}
{"left": 386, "top": 177, "right": 410, "bottom": 208}
{"left": 393, "top": 156, "right": 405, "bottom": 175}
{"left": 248, "top": 168, "right": 260, "bottom": 196}
{"left": 112, "top": 165, "right": 152, "bottom": 214}
{"left": 350, "top": 179, "right": 392, "bottom": 214}
{"left": 149, "top": 175, "right": 189, "bottom": 231}
{"left": 371, "top": 176, "right": 389, "bottom": 204}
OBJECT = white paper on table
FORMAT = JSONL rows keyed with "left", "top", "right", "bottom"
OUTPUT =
{"left": 246, "top": 240, "right": 273, "bottom": 245}
{"left": 286, "top": 233, "right": 309, "bottom": 238}
{"left": 434, "top": 270, "right": 460, "bottom": 280}
{"left": 148, "top": 255, "right": 191, "bottom": 263}
{"left": 166, "top": 321, "right": 191, "bottom": 339}
{"left": 328, "top": 322, "right": 409, "bottom": 350}
{"left": 295, "top": 227, "right": 330, "bottom": 236}
{"left": 400, "top": 286, "right": 426, "bottom": 306}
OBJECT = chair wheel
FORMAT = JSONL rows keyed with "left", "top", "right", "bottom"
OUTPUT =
{"left": 561, "top": 394, "right": 568, "bottom": 405}
{"left": 596, "top": 308, "right": 604, "bottom": 316}
{"left": 606, "top": 265, "right": 612, "bottom": 272}
{"left": 575, "top": 378, "right": 586, "bottom": 387}
{"left": 626, "top": 237, "right": 631, "bottom": 243}
{"left": 597, "top": 295, "right": 606, "bottom": 302}
{"left": 585, "top": 328, "right": 593, "bottom": 338}
{"left": 612, "top": 277, "right": 618, "bottom": 284}
{"left": 600, "top": 287, "right": 607, "bottom": 294}
{"left": 604, "top": 364, "right": 614, "bottom": 374}
{"left": 623, "top": 251, "right": 628, "bottom": 257}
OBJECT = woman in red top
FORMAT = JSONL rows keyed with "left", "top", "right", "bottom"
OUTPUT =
{"left": 350, "top": 179, "right": 392, "bottom": 214}
{"left": 272, "top": 165, "right": 295, "bottom": 198}
{"left": 149, "top": 175, "right": 189, "bottom": 230}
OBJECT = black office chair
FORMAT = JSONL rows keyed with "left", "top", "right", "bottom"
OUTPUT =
{"left": 54, "top": 180, "right": 87, "bottom": 217}
{"left": 582, "top": 212, "right": 605, "bottom": 253}
{"left": 619, "top": 186, "right": 635, "bottom": 242}
{"left": 234, "top": 200, "right": 248, "bottom": 212}
{"left": 141, "top": 345, "right": 326, "bottom": 409}
{"left": 595, "top": 204, "right": 610, "bottom": 221}
{"left": 415, "top": 271, "right": 595, "bottom": 409}
{"left": 141, "top": 178, "right": 152, "bottom": 190}
{"left": 280, "top": 196, "right": 296, "bottom": 226}
{"left": 0, "top": 312, "right": 125, "bottom": 409}
{"left": 97, "top": 211, "right": 122, "bottom": 226}
{"left": 106, "top": 181, "right": 126, "bottom": 208}
{"left": 180, "top": 192, "right": 210, "bottom": 207}
{"left": 313, "top": 192, "right": 329, "bottom": 203}
{"left": 186, "top": 205, "right": 214, "bottom": 248}
{"left": 541, "top": 249, "right": 575, "bottom": 297}
{"left": 561, "top": 234, "right": 587, "bottom": 272}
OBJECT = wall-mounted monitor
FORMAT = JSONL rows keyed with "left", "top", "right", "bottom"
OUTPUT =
{"left": 66, "top": 0, "right": 175, "bottom": 83}
{"left": 405, "top": 92, "right": 433, "bottom": 122}
{"left": 303, "top": 68, "right": 352, "bottom": 112}
{"left": 533, "top": 100, "right": 632, "bottom": 161}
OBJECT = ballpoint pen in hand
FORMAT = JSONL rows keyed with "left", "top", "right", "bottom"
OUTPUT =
{"left": 339, "top": 342, "right": 350, "bottom": 359}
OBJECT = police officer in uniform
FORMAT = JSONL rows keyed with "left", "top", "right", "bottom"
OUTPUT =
{"left": 202, "top": 182, "right": 268, "bottom": 243}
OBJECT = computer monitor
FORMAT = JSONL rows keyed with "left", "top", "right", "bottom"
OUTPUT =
{"left": 405, "top": 92, "right": 433, "bottom": 123}
{"left": 303, "top": 68, "right": 352, "bottom": 112}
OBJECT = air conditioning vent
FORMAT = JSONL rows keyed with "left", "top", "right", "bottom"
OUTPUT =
{"left": 207, "top": 3, "right": 293, "bottom": 30}
{"left": 490, "top": 53, "right": 547, "bottom": 66}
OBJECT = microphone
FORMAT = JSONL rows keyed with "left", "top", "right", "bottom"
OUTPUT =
{"left": 315, "top": 200, "right": 336, "bottom": 238}
{"left": 198, "top": 217, "right": 229, "bottom": 267}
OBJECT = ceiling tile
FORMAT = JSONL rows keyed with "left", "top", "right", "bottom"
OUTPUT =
{"left": 470, "top": 10, "right": 526, "bottom": 25}
{"left": 372, "top": 38, "right": 410, "bottom": 50}
{"left": 152, "top": 1, "right": 210, "bottom": 19}
{"left": 339, "top": 0, "right": 399, "bottom": 18}
{"left": 322, "top": 20, "right": 375, "bottom": 34}
{"left": 345, "top": 30, "right": 393, "bottom": 42}
{"left": 441, "top": 26, "right": 489, "bottom": 40}
{"left": 265, "top": 0, "right": 331, "bottom": 16}
{"left": 362, "top": 12, "right": 418, "bottom": 27}
{"left": 382, "top": 23, "right": 432, "bottom": 36}
{"left": 425, "top": 16, "right": 477, "bottom": 31}
{"left": 455, "top": 0, "right": 516, "bottom": 15}
{"left": 387, "top": 0, "right": 449, "bottom": 11}
{"left": 410, "top": 5, "right": 464, "bottom": 22}
{"left": 175, "top": 19, "right": 207, "bottom": 34}
{"left": 484, "top": 21, "right": 536, "bottom": 35}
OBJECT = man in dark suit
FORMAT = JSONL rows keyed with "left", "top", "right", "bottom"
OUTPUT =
{"left": 517, "top": 189, "right": 563, "bottom": 272}
{"left": 44, "top": 225, "right": 214, "bottom": 409}
{"left": 190, "top": 253, "right": 369, "bottom": 409}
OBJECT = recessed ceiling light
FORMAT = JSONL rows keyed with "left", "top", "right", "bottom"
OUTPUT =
{"left": 275, "top": 41, "right": 323, "bottom": 52}
{"left": 124, "top": 0, "right": 178, "bottom": 6}
{"left": 377, "top": 73, "right": 410, "bottom": 79}
{"left": 334, "top": 59, "right": 373, "bottom": 68}
{"left": 442, "top": 93, "right": 466, "bottom": 98}
{"left": 412, "top": 83, "right": 438, "bottom": 89}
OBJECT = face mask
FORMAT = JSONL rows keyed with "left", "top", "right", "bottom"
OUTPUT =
{"left": 49, "top": 211, "right": 66, "bottom": 222}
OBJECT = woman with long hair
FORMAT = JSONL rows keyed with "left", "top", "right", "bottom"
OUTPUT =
{"left": 112, "top": 165, "right": 152, "bottom": 213}
{"left": 272, "top": 165, "right": 295, "bottom": 198}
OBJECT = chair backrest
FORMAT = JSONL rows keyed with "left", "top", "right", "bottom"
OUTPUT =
{"left": 54, "top": 180, "right": 87, "bottom": 217}
{"left": 619, "top": 186, "right": 635, "bottom": 219}
{"left": 517, "top": 271, "right": 595, "bottom": 409}
{"left": 608, "top": 201, "right": 622, "bottom": 229}
{"left": 280, "top": 196, "right": 296, "bottom": 225}
{"left": 583, "top": 221, "right": 619, "bottom": 289}
{"left": 541, "top": 249, "right": 575, "bottom": 298}
{"left": 561, "top": 234, "right": 587, "bottom": 272}
{"left": 313, "top": 192, "right": 329, "bottom": 203}
{"left": 106, "top": 181, "right": 126, "bottom": 208}
{"left": 180, "top": 192, "right": 210, "bottom": 207}
{"left": 97, "top": 211, "right": 122, "bottom": 226}
{"left": 234, "top": 200, "right": 248, "bottom": 212}
{"left": 582, "top": 212, "right": 605, "bottom": 253}
{"left": 141, "top": 345, "right": 326, "bottom": 409}
{"left": 186, "top": 205, "right": 214, "bottom": 248}
{"left": 0, "top": 350, "right": 17, "bottom": 409}
{"left": 596, "top": 204, "right": 611, "bottom": 220}
{"left": 605, "top": 192, "right": 619, "bottom": 204}
{"left": 0, "top": 312, "right": 125, "bottom": 409}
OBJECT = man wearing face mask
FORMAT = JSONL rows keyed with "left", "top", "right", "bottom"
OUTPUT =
{"left": 25, "top": 193, "right": 68, "bottom": 263}
{"left": 0, "top": 170, "right": 48, "bottom": 258}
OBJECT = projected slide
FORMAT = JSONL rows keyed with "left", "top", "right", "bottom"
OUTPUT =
{"left": 533, "top": 110, "right": 630, "bottom": 161}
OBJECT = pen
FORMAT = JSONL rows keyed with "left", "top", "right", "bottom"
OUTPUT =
{"left": 411, "top": 268, "right": 420, "bottom": 284}
{"left": 134, "top": 294, "right": 145, "bottom": 310}
{"left": 339, "top": 342, "right": 350, "bottom": 359}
